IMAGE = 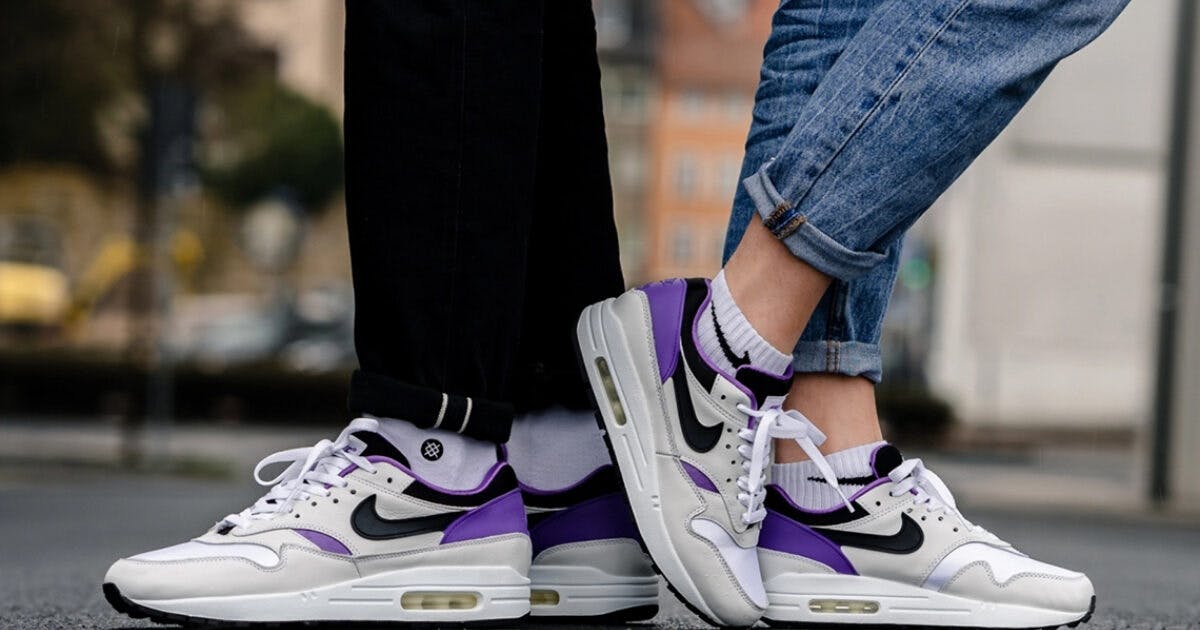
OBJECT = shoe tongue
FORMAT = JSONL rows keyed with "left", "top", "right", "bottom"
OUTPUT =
{"left": 870, "top": 444, "right": 904, "bottom": 479}
{"left": 350, "top": 430, "right": 412, "bottom": 469}
{"left": 733, "top": 365, "right": 792, "bottom": 408}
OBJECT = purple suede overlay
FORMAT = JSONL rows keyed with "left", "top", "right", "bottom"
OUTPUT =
{"left": 681, "top": 461, "right": 718, "bottom": 492}
{"left": 294, "top": 529, "right": 351, "bottom": 555}
{"left": 519, "top": 466, "right": 607, "bottom": 495}
{"left": 760, "top": 511, "right": 857, "bottom": 575}
{"left": 641, "top": 279, "right": 687, "bottom": 383}
{"left": 440, "top": 489, "right": 527, "bottom": 544}
{"left": 529, "top": 492, "right": 639, "bottom": 557}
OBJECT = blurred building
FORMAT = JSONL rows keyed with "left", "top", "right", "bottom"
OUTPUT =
{"left": 925, "top": 0, "right": 1172, "bottom": 431}
{"left": 595, "top": 0, "right": 658, "bottom": 284}
{"left": 640, "top": 0, "right": 773, "bottom": 282}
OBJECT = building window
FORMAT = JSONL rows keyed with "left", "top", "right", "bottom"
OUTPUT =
{"left": 718, "top": 154, "right": 743, "bottom": 197}
{"left": 679, "top": 90, "right": 706, "bottom": 120}
{"left": 674, "top": 153, "right": 700, "bottom": 199}
{"left": 723, "top": 92, "right": 751, "bottom": 122}
{"left": 594, "top": 0, "right": 631, "bottom": 50}
{"left": 671, "top": 224, "right": 693, "bottom": 265}
{"left": 618, "top": 147, "right": 645, "bottom": 190}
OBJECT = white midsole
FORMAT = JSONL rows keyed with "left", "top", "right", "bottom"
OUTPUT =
{"left": 763, "top": 572, "right": 1089, "bottom": 628}
{"left": 576, "top": 298, "right": 719, "bottom": 622}
{"left": 124, "top": 565, "right": 530, "bottom": 622}
{"left": 529, "top": 561, "right": 658, "bottom": 617}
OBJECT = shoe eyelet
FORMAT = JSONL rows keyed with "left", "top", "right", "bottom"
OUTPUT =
{"left": 875, "top": 501, "right": 881, "bottom": 506}
{"left": 938, "top": 516, "right": 944, "bottom": 521}
{"left": 387, "top": 477, "right": 393, "bottom": 483}
{"left": 294, "top": 514, "right": 300, "bottom": 519}
{"left": 350, "top": 489, "right": 357, "bottom": 495}
{"left": 920, "top": 516, "right": 926, "bottom": 521}
{"left": 311, "top": 501, "right": 317, "bottom": 507}
{"left": 333, "top": 498, "right": 339, "bottom": 504}
{"left": 953, "top": 527, "right": 959, "bottom": 532}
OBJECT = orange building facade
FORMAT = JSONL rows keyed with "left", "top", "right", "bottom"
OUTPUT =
{"left": 641, "top": 0, "right": 774, "bottom": 281}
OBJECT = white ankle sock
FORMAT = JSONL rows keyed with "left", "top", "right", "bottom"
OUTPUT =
{"left": 772, "top": 441, "right": 887, "bottom": 510}
{"left": 696, "top": 270, "right": 792, "bottom": 377}
{"left": 506, "top": 407, "right": 611, "bottom": 491}
{"left": 373, "top": 416, "right": 498, "bottom": 490}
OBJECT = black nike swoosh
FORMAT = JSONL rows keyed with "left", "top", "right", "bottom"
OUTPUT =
{"left": 710, "top": 304, "right": 751, "bottom": 369}
{"left": 806, "top": 474, "right": 879, "bottom": 486}
{"left": 351, "top": 495, "right": 466, "bottom": 540}
{"left": 674, "top": 282, "right": 725, "bottom": 453}
{"left": 673, "top": 356, "right": 724, "bottom": 453}
{"left": 813, "top": 514, "right": 924, "bottom": 554}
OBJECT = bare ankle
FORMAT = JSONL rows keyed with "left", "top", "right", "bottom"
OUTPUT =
{"left": 775, "top": 373, "right": 883, "bottom": 463}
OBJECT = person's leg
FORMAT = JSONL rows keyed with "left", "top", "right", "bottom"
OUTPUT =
{"left": 722, "top": 0, "right": 896, "bottom": 458}
{"left": 713, "top": 2, "right": 1128, "bottom": 625}
{"left": 728, "top": 0, "right": 1128, "bottom": 349}
{"left": 104, "top": 3, "right": 542, "bottom": 623}
{"left": 345, "top": 0, "right": 547, "bottom": 446}
{"left": 501, "top": 0, "right": 658, "bottom": 619}
{"left": 578, "top": 0, "right": 1128, "bottom": 626}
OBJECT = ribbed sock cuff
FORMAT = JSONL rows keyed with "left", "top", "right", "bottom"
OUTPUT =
{"left": 772, "top": 441, "right": 887, "bottom": 510}
{"left": 698, "top": 270, "right": 792, "bottom": 376}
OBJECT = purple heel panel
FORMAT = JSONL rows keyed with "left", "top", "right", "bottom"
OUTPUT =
{"left": 681, "top": 461, "right": 718, "bottom": 492}
{"left": 440, "top": 489, "right": 527, "bottom": 545}
{"left": 640, "top": 279, "right": 688, "bottom": 383}
{"left": 759, "top": 510, "right": 857, "bottom": 575}
{"left": 530, "top": 492, "right": 640, "bottom": 558}
{"left": 293, "top": 529, "right": 351, "bottom": 555}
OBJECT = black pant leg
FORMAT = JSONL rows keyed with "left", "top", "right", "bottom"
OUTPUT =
{"left": 344, "top": 0, "right": 544, "bottom": 442}
{"left": 512, "top": 0, "right": 625, "bottom": 413}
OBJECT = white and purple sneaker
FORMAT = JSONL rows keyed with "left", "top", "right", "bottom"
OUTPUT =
{"left": 576, "top": 278, "right": 836, "bottom": 626}
{"left": 759, "top": 444, "right": 1096, "bottom": 628}
{"left": 521, "top": 464, "right": 659, "bottom": 621}
{"left": 103, "top": 417, "right": 531, "bottom": 625}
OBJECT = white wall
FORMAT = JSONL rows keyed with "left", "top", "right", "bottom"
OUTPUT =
{"left": 926, "top": 1, "right": 1173, "bottom": 428}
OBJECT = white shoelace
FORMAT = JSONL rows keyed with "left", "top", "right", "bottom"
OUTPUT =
{"left": 736, "top": 405, "right": 852, "bottom": 525}
{"left": 888, "top": 457, "right": 992, "bottom": 536}
{"left": 220, "top": 417, "right": 380, "bottom": 530}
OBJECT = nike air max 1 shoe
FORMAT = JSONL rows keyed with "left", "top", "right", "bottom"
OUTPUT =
{"left": 576, "top": 278, "right": 844, "bottom": 626}
{"left": 103, "top": 417, "right": 531, "bottom": 625}
{"left": 522, "top": 464, "right": 659, "bottom": 621}
{"left": 759, "top": 444, "right": 1096, "bottom": 628}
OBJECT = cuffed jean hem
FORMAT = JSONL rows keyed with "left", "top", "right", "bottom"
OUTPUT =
{"left": 792, "top": 340, "right": 882, "bottom": 384}
{"left": 348, "top": 370, "right": 514, "bottom": 443}
{"left": 743, "top": 170, "right": 887, "bottom": 281}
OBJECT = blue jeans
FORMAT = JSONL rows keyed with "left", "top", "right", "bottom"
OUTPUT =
{"left": 724, "top": 0, "right": 1129, "bottom": 383}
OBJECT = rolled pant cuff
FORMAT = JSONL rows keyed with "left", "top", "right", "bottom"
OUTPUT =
{"left": 743, "top": 170, "right": 886, "bottom": 281}
{"left": 791, "top": 340, "right": 882, "bottom": 384}
{"left": 348, "top": 370, "right": 514, "bottom": 443}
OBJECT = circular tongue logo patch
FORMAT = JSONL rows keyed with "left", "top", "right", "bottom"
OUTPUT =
{"left": 420, "top": 439, "right": 444, "bottom": 461}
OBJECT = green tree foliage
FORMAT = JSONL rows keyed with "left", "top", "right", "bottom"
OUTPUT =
{"left": 202, "top": 81, "right": 344, "bottom": 214}
{"left": 0, "top": 0, "right": 129, "bottom": 171}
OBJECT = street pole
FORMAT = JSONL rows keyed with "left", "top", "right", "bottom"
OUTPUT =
{"left": 1150, "top": 0, "right": 1198, "bottom": 506}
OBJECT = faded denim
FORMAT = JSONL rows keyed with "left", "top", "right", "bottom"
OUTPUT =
{"left": 725, "top": 0, "right": 1129, "bottom": 382}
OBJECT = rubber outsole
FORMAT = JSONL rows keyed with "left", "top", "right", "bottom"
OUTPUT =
{"left": 527, "top": 603, "right": 660, "bottom": 625}
{"left": 761, "top": 594, "right": 1097, "bottom": 629}
{"left": 572, "top": 320, "right": 753, "bottom": 629}
{"left": 102, "top": 582, "right": 531, "bottom": 628}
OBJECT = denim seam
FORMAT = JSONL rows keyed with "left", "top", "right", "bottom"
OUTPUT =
{"left": 774, "top": 0, "right": 974, "bottom": 216}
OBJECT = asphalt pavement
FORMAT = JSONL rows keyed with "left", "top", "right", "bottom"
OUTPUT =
{"left": 1, "top": 462, "right": 1198, "bottom": 629}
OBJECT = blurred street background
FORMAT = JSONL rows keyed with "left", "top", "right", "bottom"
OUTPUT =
{"left": 2, "top": 0, "right": 1200, "bottom": 627}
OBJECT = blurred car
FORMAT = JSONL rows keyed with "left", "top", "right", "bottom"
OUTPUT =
{"left": 0, "top": 216, "right": 68, "bottom": 329}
